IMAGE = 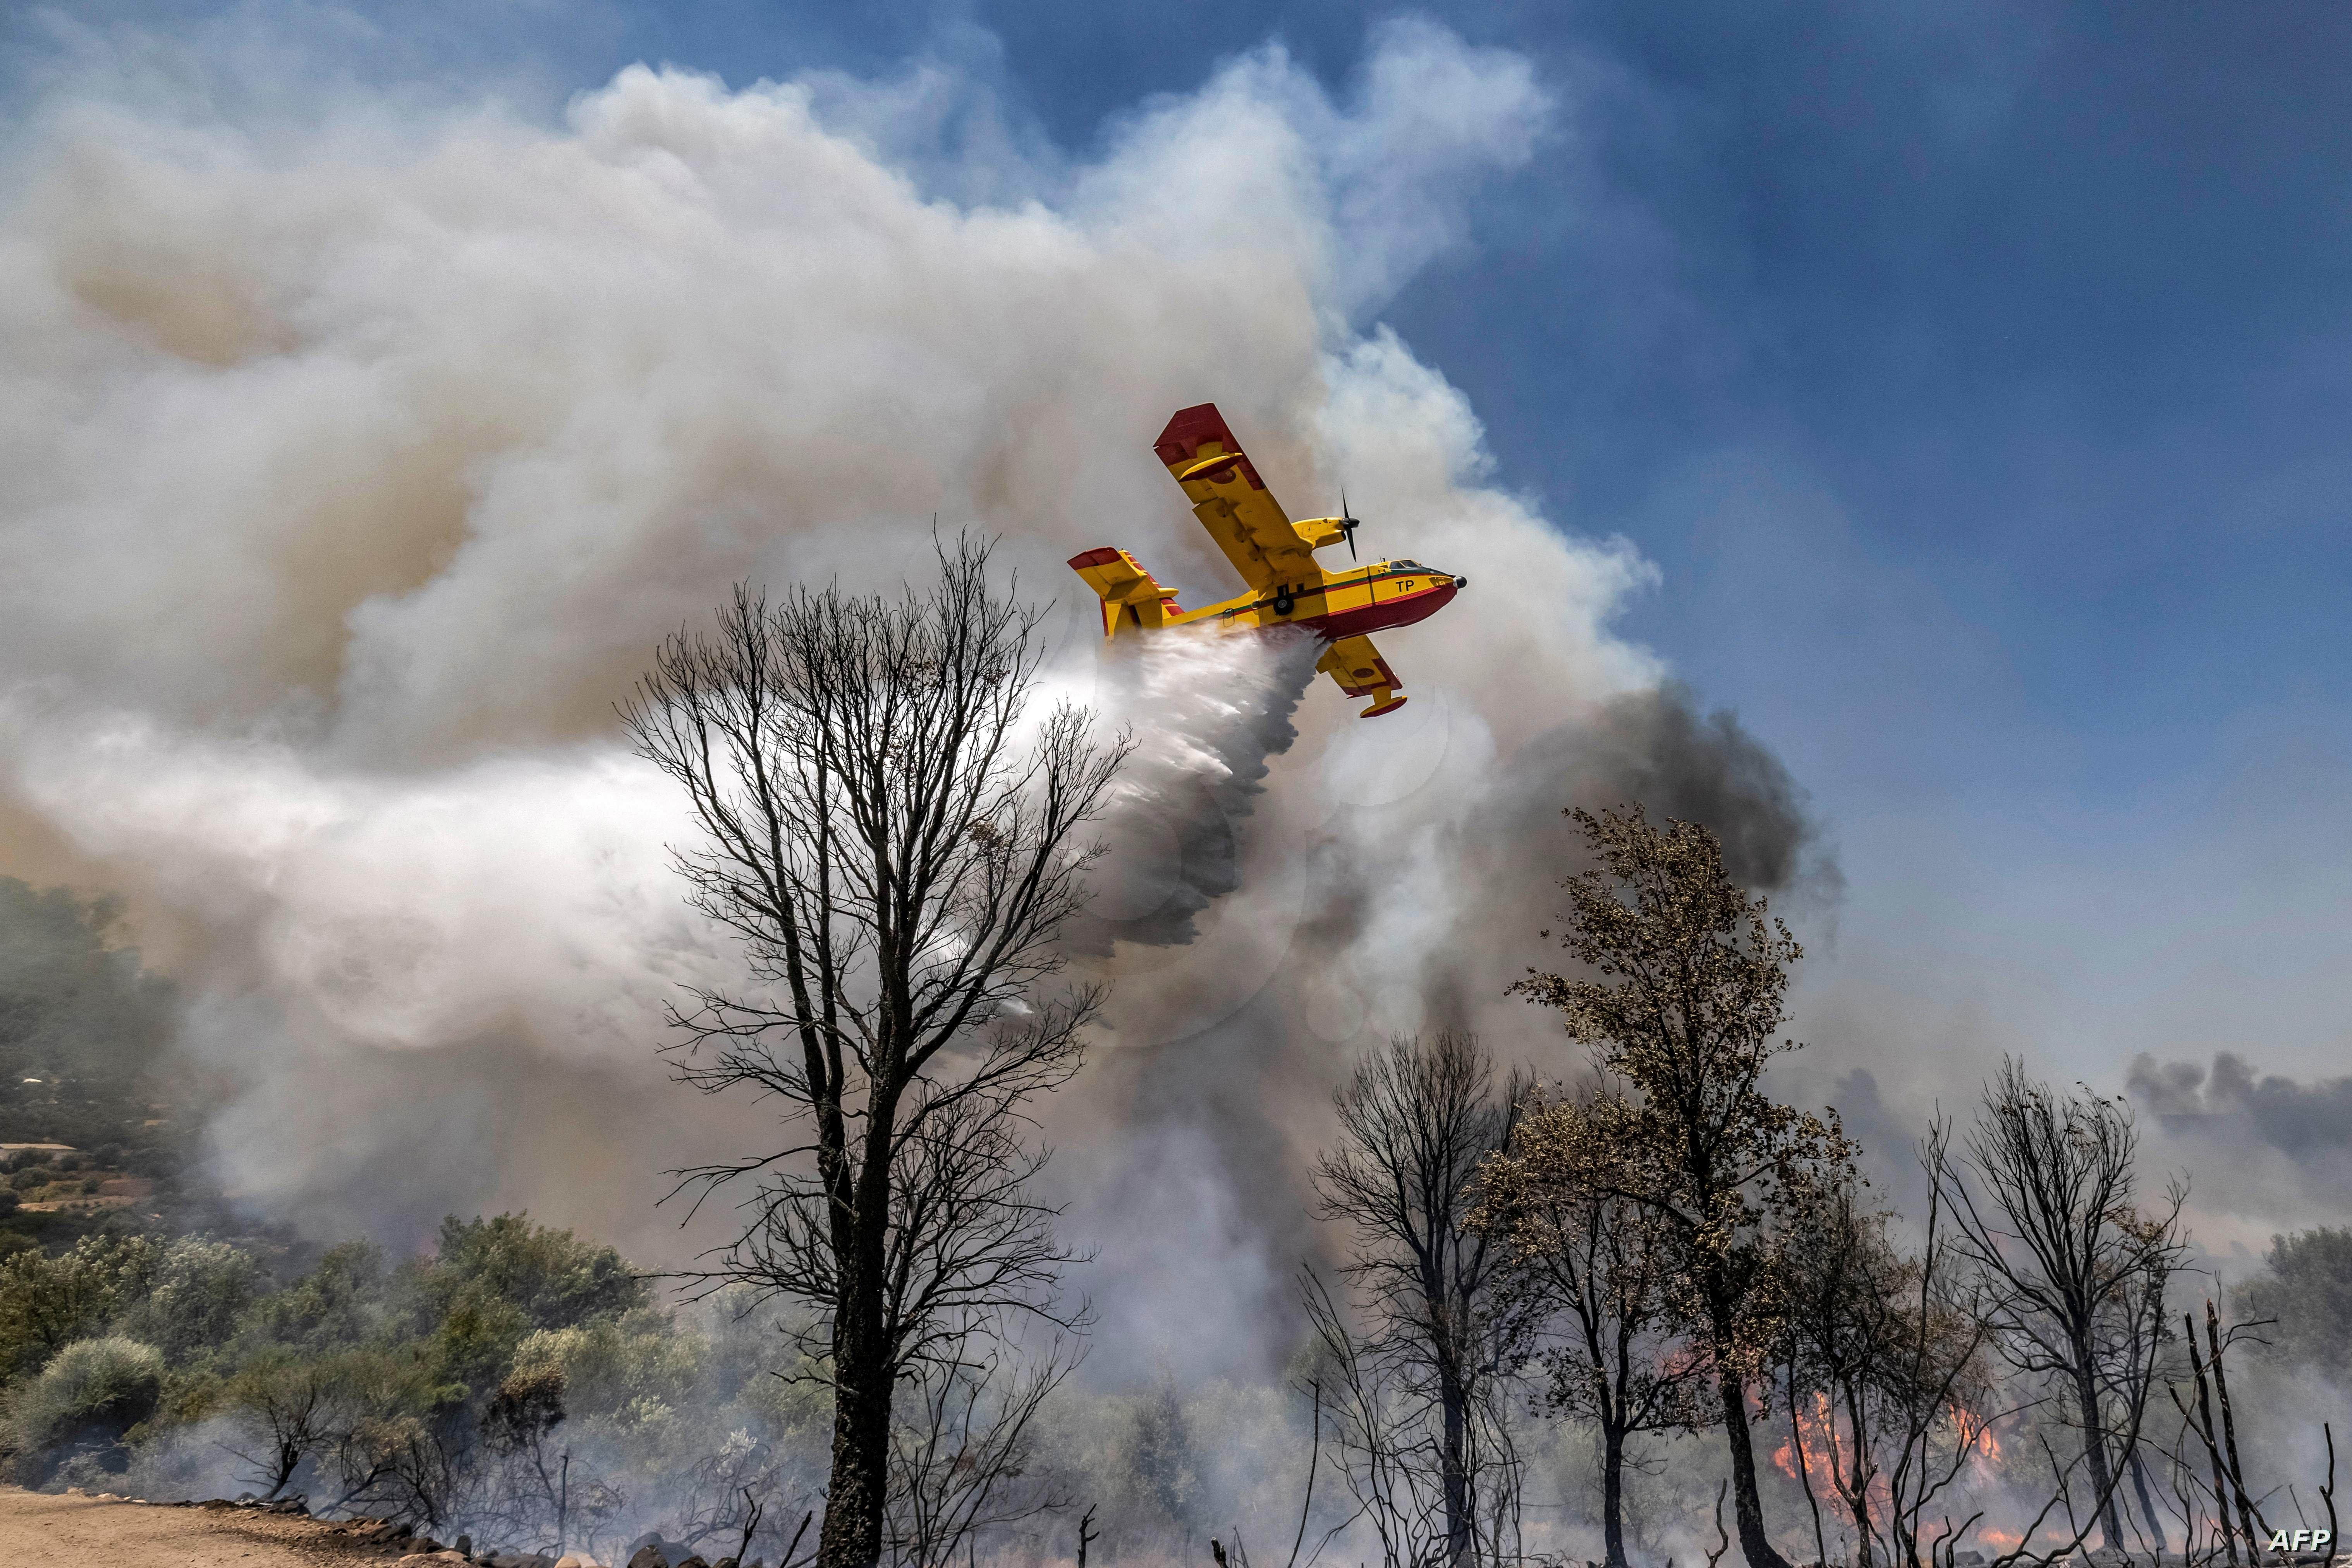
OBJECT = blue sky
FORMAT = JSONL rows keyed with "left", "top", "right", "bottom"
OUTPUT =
{"left": 349, "top": 0, "right": 2352, "bottom": 1086}
{"left": 7, "top": 0, "right": 2349, "bottom": 1240}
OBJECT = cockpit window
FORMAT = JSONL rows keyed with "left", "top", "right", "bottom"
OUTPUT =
{"left": 1391, "top": 558, "right": 1423, "bottom": 570}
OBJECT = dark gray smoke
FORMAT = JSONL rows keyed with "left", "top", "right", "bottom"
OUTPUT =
{"left": 2128, "top": 1051, "right": 2352, "bottom": 1219}
{"left": 1042, "top": 682, "right": 1837, "bottom": 1384}
{"left": 1419, "top": 683, "right": 1833, "bottom": 1030}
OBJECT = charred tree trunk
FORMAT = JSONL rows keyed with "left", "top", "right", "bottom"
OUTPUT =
{"left": 1600, "top": 1417, "right": 1628, "bottom": 1568}
{"left": 1711, "top": 1288, "right": 1792, "bottom": 1568}
{"left": 2129, "top": 1446, "right": 2167, "bottom": 1554}
{"left": 2070, "top": 1349, "right": 2124, "bottom": 1551}
{"left": 1716, "top": 1374, "right": 1788, "bottom": 1568}
{"left": 819, "top": 1173, "right": 894, "bottom": 1568}
{"left": 1440, "top": 1354, "right": 1472, "bottom": 1566}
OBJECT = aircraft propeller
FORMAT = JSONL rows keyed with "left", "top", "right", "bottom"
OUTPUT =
{"left": 1338, "top": 486, "right": 1361, "bottom": 560}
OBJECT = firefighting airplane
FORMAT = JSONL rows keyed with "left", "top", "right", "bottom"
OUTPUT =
{"left": 1067, "top": 403, "right": 1467, "bottom": 718}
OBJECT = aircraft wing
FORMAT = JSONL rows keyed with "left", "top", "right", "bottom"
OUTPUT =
{"left": 1317, "top": 634, "right": 1407, "bottom": 718}
{"left": 1154, "top": 404, "right": 1321, "bottom": 589}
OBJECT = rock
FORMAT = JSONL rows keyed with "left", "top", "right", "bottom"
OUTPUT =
{"left": 630, "top": 1551, "right": 666, "bottom": 1568}
{"left": 456, "top": 1536, "right": 473, "bottom": 1555}
{"left": 554, "top": 1556, "right": 602, "bottom": 1568}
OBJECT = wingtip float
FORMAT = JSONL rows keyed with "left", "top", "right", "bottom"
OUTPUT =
{"left": 1067, "top": 402, "right": 1466, "bottom": 719}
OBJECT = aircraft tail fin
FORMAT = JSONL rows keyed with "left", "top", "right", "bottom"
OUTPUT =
{"left": 1067, "top": 547, "right": 1180, "bottom": 638}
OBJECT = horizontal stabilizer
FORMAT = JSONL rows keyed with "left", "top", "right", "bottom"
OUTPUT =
{"left": 1067, "top": 547, "right": 1180, "bottom": 639}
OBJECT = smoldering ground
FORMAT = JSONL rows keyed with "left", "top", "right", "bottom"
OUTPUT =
{"left": 0, "top": 12, "right": 1843, "bottom": 1391}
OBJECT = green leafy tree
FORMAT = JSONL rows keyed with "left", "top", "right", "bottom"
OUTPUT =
{"left": 0, "top": 880, "right": 176, "bottom": 1116}
{"left": 1513, "top": 807, "right": 1852, "bottom": 1568}
{"left": 419, "top": 1214, "right": 649, "bottom": 1333}
{"left": 1475, "top": 1084, "right": 1714, "bottom": 1568}
{"left": 0, "top": 1234, "right": 167, "bottom": 1376}
{"left": 115, "top": 1238, "right": 263, "bottom": 1363}
{"left": 2233, "top": 1226, "right": 2352, "bottom": 1377}
{"left": 249, "top": 1241, "right": 387, "bottom": 1350}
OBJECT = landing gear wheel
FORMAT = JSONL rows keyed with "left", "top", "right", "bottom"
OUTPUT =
{"left": 1273, "top": 593, "right": 1294, "bottom": 615}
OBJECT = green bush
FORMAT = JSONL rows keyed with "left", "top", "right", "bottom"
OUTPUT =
{"left": 6, "top": 1336, "right": 165, "bottom": 1484}
{"left": 420, "top": 1213, "right": 650, "bottom": 1331}
{"left": 2235, "top": 1226, "right": 2352, "bottom": 1378}
{"left": 0, "top": 1234, "right": 165, "bottom": 1377}
{"left": 113, "top": 1239, "right": 262, "bottom": 1365}
{"left": 247, "top": 1240, "right": 383, "bottom": 1350}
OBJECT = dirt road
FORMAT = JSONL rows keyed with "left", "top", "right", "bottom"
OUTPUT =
{"left": 0, "top": 1487, "right": 426, "bottom": 1565}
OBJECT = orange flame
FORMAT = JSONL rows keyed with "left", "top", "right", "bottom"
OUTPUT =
{"left": 1952, "top": 1405, "right": 2001, "bottom": 1463}
{"left": 1772, "top": 1391, "right": 1846, "bottom": 1484}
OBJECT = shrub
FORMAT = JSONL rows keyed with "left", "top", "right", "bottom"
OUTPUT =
{"left": 6, "top": 1336, "right": 165, "bottom": 1484}
{"left": 0, "top": 1234, "right": 165, "bottom": 1376}
{"left": 421, "top": 1214, "right": 651, "bottom": 1332}
{"left": 113, "top": 1239, "right": 263, "bottom": 1364}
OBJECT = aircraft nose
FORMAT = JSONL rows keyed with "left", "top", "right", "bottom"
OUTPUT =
{"left": 1452, "top": 575, "right": 1467, "bottom": 589}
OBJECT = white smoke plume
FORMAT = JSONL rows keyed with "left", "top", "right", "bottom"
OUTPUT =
{"left": 1062, "top": 628, "right": 1321, "bottom": 955}
{"left": 0, "top": 16, "right": 1823, "bottom": 1377}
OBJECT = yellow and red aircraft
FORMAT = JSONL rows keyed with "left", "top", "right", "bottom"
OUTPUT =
{"left": 1068, "top": 403, "right": 1467, "bottom": 718}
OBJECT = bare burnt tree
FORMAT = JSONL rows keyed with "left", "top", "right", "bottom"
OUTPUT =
{"left": 887, "top": 1317, "right": 1079, "bottom": 1568}
{"left": 1308, "top": 1032, "right": 1524, "bottom": 1568}
{"left": 1304, "top": 1269, "right": 1524, "bottom": 1568}
{"left": 474, "top": 1364, "right": 570, "bottom": 1554}
{"left": 672, "top": 1432, "right": 809, "bottom": 1567}
{"left": 2162, "top": 1299, "right": 2302, "bottom": 1568}
{"left": 1935, "top": 1058, "right": 2188, "bottom": 1556}
{"left": 1514, "top": 806, "right": 1853, "bottom": 1568}
{"left": 622, "top": 536, "right": 1127, "bottom": 1568}
{"left": 220, "top": 1352, "right": 337, "bottom": 1499}
{"left": 2103, "top": 1259, "right": 2178, "bottom": 1551}
{"left": 1472, "top": 1084, "right": 1712, "bottom": 1568}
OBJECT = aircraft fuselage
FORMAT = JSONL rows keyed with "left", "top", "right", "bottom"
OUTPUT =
{"left": 1161, "top": 556, "right": 1464, "bottom": 640}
